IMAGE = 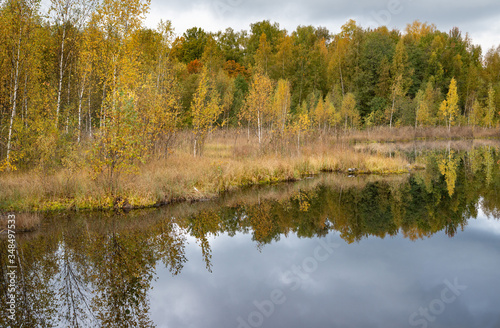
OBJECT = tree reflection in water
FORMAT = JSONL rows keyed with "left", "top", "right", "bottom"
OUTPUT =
{"left": 1, "top": 145, "right": 499, "bottom": 327}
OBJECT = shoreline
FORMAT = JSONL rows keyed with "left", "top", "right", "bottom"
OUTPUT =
{"left": 1, "top": 153, "right": 415, "bottom": 213}
{"left": 0, "top": 165, "right": 423, "bottom": 214}
{"left": 1, "top": 129, "right": 498, "bottom": 214}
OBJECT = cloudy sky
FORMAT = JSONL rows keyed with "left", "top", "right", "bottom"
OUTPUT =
{"left": 145, "top": 0, "right": 500, "bottom": 52}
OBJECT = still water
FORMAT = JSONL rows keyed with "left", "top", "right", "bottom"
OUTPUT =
{"left": 1, "top": 142, "right": 500, "bottom": 328}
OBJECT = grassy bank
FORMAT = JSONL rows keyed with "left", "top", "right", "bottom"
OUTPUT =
{"left": 0, "top": 129, "right": 419, "bottom": 212}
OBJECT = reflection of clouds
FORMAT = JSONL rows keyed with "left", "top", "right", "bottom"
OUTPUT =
{"left": 157, "top": 283, "right": 203, "bottom": 327}
{"left": 150, "top": 227, "right": 500, "bottom": 328}
{"left": 467, "top": 209, "right": 500, "bottom": 236}
{"left": 208, "top": 230, "right": 248, "bottom": 250}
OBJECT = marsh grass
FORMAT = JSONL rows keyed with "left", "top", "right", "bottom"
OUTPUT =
{"left": 7, "top": 126, "right": 494, "bottom": 212}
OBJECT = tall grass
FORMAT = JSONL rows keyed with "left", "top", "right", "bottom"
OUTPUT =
{"left": 6, "top": 125, "right": 497, "bottom": 212}
{"left": 0, "top": 128, "right": 415, "bottom": 212}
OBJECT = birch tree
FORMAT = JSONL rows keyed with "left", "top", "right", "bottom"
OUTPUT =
{"left": 272, "top": 79, "right": 291, "bottom": 135}
{"left": 244, "top": 70, "right": 273, "bottom": 147}
{"left": 88, "top": 0, "right": 151, "bottom": 193}
{"left": 340, "top": 92, "right": 359, "bottom": 130}
{"left": 439, "top": 78, "right": 459, "bottom": 131}
{"left": 415, "top": 82, "right": 438, "bottom": 127}
{"left": 292, "top": 102, "right": 311, "bottom": 154}
{"left": 2, "top": 0, "right": 40, "bottom": 168}
{"left": 50, "top": 0, "right": 96, "bottom": 127}
{"left": 190, "top": 67, "right": 222, "bottom": 157}
{"left": 389, "top": 39, "right": 413, "bottom": 129}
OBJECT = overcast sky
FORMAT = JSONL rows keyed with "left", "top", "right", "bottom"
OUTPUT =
{"left": 145, "top": 0, "right": 500, "bottom": 53}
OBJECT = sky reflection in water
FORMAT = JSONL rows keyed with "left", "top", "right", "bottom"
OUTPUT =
{"left": 150, "top": 211, "right": 500, "bottom": 328}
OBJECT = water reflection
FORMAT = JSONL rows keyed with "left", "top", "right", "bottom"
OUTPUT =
{"left": 1, "top": 144, "right": 499, "bottom": 327}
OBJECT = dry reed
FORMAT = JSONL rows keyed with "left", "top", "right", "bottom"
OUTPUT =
{"left": 5, "top": 125, "right": 495, "bottom": 212}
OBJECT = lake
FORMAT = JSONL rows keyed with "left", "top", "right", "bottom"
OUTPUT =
{"left": 1, "top": 141, "right": 500, "bottom": 328}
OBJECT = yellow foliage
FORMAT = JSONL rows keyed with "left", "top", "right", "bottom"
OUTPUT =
{"left": 438, "top": 150, "right": 458, "bottom": 197}
{"left": 439, "top": 78, "right": 459, "bottom": 130}
{"left": 340, "top": 93, "right": 359, "bottom": 130}
{"left": 243, "top": 69, "right": 274, "bottom": 146}
{"left": 191, "top": 67, "right": 222, "bottom": 156}
{"left": 272, "top": 79, "right": 291, "bottom": 134}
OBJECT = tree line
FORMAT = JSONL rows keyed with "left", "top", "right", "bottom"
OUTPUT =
{"left": 1, "top": 0, "right": 499, "bottom": 173}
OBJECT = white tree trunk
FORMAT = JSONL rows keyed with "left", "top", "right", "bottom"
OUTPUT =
{"left": 56, "top": 26, "right": 67, "bottom": 126}
{"left": 65, "top": 63, "right": 72, "bottom": 133}
{"left": 257, "top": 110, "right": 261, "bottom": 146}
{"left": 390, "top": 95, "right": 395, "bottom": 129}
{"left": 77, "top": 72, "right": 87, "bottom": 143}
{"left": 6, "top": 31, "right": 22, "bottom": 162}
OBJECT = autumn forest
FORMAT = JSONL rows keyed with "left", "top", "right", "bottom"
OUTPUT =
{"left": 1, "top": 0, "right": 499, "bottom": 211}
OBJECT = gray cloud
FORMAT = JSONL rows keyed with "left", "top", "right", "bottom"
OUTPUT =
{"left": 146, "top": 0, "right": 500, "bottom": 56}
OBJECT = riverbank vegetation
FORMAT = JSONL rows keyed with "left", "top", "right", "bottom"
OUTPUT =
{"left": 1, "top": 0, "right": 499, "bottom": 211}
{"left": 1, "top": 130, "right": 414, "bottom": 211}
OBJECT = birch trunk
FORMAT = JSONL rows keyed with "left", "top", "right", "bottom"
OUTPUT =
{"left": 77, "top": 72, "right": 87, "bottom": 142}
{"left": 88, "top": 84, "right": 92, "bottom": 137}
{"left": 65, "top": 63, "right": 72, "bottom": 133}
{"left": 6, "top": 30, "right": 22, "bottom": 162}
{"left": 257, "top": 109, "right": 261, "bottom": 146}
{"left": 56, "top": 26, "right": 67, "bottom": 126}
{"left": 390, "top": 95, "right": 395, "bottom": 129}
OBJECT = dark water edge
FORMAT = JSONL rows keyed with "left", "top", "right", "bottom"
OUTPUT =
{"left": 1, "top": 143, "right": 499, "bottom": 327}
